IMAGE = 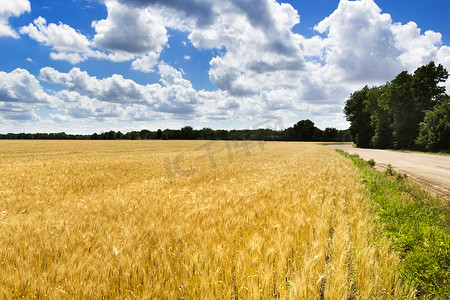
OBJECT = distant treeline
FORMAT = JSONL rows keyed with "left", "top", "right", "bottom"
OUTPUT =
{"left": 0, "top": 119, "right": 351, "bottom": 142}
{"left": 344, "top": 61, "right": 449, "bottom": 152}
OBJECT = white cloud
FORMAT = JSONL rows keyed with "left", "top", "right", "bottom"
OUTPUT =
{"left": 437, "top": 46, "right": 450, "bottom": 92}
{"left": 18, "top": 1, "right": 168, "bottom": 67}
{"left": 0, "top": 68, "right": 53, "bottom": 104}
{"left": 0, "top": 102, "right": 39, "bottom": 121}
{"left": 19, "top": 17, "right": 110, "bottom": 64}
{"left": 393, "top": 21, "right": 442, "bottom": 68}
{"left": 437, "top": 46, "right": 450, "bottom": 67}
{"left": 315, "top": 0, "right": 403, "bottom": 83}
{"left": 49, "top": 52, "right": 86, "bottom": 64}
{"left": 82, "top": 0, "right": 309, "bottom": 97}
{"left": 3, "top": 0, "right": 450, "bottom": 132}
{"left": 92, "top": 0, "right": 167, "bottom": 55}
{"left": 117, "top": 0, "right": 215, "bottom": 27}
{"left": 39, "top": 64, "right": 200, "bottom": 115}
{"left": 0, "top": 65, "right": 196, "bottom": 124}
{"left": 314, "top": 0, "right": 450, "bottom": 85}
{"left": 20, "top": 17, "right": 91, "bottom": 59}
{"left": 0, "top": 68, "right": 56, "bottom": 121}
{"left": 39, "top": 67, "right": 148, "bottom": 104}
{"left": 186, "top": 0, "right": 307, "bottom": 96}
{"left": 35, "top": 64, "right": 292, "bottom": 124}
{"left": 131, "top": 52, "right": 159, "bottom": 73}
{"left": 0, "top": 0, "right": 30, "bottom": 38}
{"left": 0, "top": 64, "right": 358, "bottom": 130}
{"left": 53, "top": 90, "right": 124, "bottom": 119}
{"left": 194, "top": 0, "right": 449, "bottom": 125}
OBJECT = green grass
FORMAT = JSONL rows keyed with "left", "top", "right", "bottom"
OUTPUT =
{"left": 337, "top": 150, "right": 450, "bottom": 299}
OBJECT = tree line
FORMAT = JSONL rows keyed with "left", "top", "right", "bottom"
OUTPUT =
{"left": 344, "top": 61, "right": 449, "bottom": 152}
{"left": 0, "top": 120, "right": 351, "bottom": 142}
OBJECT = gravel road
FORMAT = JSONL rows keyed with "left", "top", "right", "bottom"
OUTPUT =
{"left": 333, "top": 145, "right": 450, "bottom": 199}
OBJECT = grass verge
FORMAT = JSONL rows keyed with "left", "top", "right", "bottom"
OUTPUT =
{"left": 336, "top": 149, "right": 450, "bottom": 299}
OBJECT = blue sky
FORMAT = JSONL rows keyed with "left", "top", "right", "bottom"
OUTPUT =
{"left": 1, "top": 0, "right": 449, "bottom": 134}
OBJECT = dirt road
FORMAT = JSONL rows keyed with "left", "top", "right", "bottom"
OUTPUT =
{"left": 333, "top": 145, "right": 450, "bottom": 199}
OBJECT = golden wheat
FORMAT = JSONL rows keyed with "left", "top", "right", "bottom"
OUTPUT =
{"left": 0, "top": 140, "right": 414, "bottom": 298}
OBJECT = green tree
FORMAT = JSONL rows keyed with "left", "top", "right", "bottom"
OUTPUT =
{"left": 410, "top": 62, "right": 448, "bottom": 148}
{"left": 156, "top": 129, "right": 162, "bottom": 139}
{"left": 139, "top": 129, "right": 152, "bottom": 140}
{"left": 367, "top": 85, "right": 393, "bottom": 149}
{"left": 382, "top": 62, "right": 449, "bottom": 149}
{"left": 292, "top": 119, "right": 317, "bottom": 141}
{"left": 344, "top": 86, "right": 374, "bottom": 147}
{"left": 345, "top": 62, "right": 449, "bottom": 150}
{"left": 323, "top": 127, "right": 338, "bottom": 142}
{"left": 416, "top": 98, "right": 450, "bottom": 152}
{"left": 106, "top": 130, "right": 117, "bottom": 140}
{"left": 199, "top": 128, "right": 216, "bottom": 140}
{"left": 412, "top": 61, "right": 448, "bottom": 110}
{"left": 383, "top": 71, "right": 417, "bottom": 149}
{"left": 180, "top": 126, "right": 195, "bottom": 140}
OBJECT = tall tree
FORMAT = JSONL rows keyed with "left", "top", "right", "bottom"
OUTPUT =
{"left": 323, "top": 127, "right": 339, "bottom": 142}
{"left": 366, "top": 85, "right": 394, "bottom": 149}
{"left": 344, "top": 62, "right": 449, "bottom": 150}
{"left": 416, "top": 97, "right": 450, "bottom": 152}
{"left": 292, "top": 119, "right": 317, "bottom": 141}
{"left": 409, "top": 62, "right": 449, "bottom": 148}
{"left": 383, "top": 71, "right": 416, "bottom": 149}
{"left": 412, "top": 61, "right": 449, "bottom": 110}
{"left": 344, "top": 86, "right": 374, "bottom": 148}
{"left": 180, "top": 126, "right": 195, "bottom": 140}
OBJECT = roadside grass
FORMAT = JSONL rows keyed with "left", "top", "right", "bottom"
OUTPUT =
{"left": 336, "top": 150, "right": 450, "bottom": 299}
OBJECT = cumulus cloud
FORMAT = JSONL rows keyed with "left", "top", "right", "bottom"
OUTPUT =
{"left": 393, "top": 21, "right": 442, "bottom": 68}
{"left": 116, "top": 0, "right": 215, "bottom": 26}
{"left": 315, "top": 0, "right": 403, "bottom": 83}
{"left": 0, "top": 68, "right": 56, "bottom": 121}
{"left": 186, "top": 0, "right": 307, "bottom": 96}
{"left": 20, "top": 17, "right": 97, "bottom": 64}
{"left": 48, "top": 96, "right": 159, "bottom": 123}
{"left": 95, "top": 0, "right": 309, "bottom": 97}
{"left": 0, "top": 64, "right": 349, "bottom": 130}
{"left": 314, "top": 0, "right": 449, "bottom": 85}
{"left": 194, "top": 0, "right": 449, "bottom": 125}
{"left": 35, "top": 63, "right": 287, "bottom": 123}
{"left": 131, "top": 53, "right": 159, "bottom": 73}
{"left": 92, "top": 0, "right": 167, "bottom": 54}
{"left": 53, "top": 90, "right": 124, "bottom": 119}
{"left": 19, "top": 0, "right": 170, "bottom": 67}
{"left": 20, "top": 17, "right": 90, "bottom": 52}
{"left": 0, "top": 0, "right": 30, "bottom": 38}
{"left": 437, "top": 46, "right": 450, "bottom": 67}
{"left": 39, "top": 67, "right": 149, "bottom": 104}
{"left": 3, "top": 0, "right": 450, "bottom": 131}
{"left": 0, "top": 65, "right": 202, "bottom": 125}
{"left": 39, "top": 63, "right": 200, "bottom": 115}
{"left": 0, "top": 68, "right": 53, "bottom": 104}
{"left": 0, "top": 102, "right": 39, "bottom": 121}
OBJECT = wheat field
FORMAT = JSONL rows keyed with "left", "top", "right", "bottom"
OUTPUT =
{"left": 0, "top": 140, "right": 414, "bottom": 298}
